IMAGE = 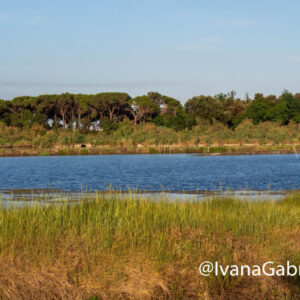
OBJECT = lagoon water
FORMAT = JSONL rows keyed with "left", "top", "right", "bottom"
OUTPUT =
{"left": 0, "top": 154, "right": 299, "bottom": 192}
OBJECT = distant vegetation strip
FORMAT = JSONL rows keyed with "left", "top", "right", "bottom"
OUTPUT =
{"left": 1, "top": 90, "right": 300, "bottom": 130}
{"left": 1, "top": 193, "right": 300, "bottom": 298}
{"left": 0, "top": 119, "right": 300, "bottom": 156}
{"left": 1, "top": 90, "right": 299, "bottom": 156}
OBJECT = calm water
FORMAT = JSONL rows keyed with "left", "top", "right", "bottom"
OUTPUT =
{"left": 0, "top": 154, "right": 299, "bottom": 192}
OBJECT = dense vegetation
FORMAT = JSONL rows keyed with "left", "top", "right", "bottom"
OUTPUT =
{"left": 1, "top": 193, "right": 300, "bottom": 299}
{"left": 1, "top": 120, "right": 300, "bottom": 151}
{"left": 1, "top": 90, "right": 300, "bottom": 132}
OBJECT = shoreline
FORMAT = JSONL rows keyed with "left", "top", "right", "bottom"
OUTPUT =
{"left": 0, "top": 188, "right": 297, "bottom": 195}
{"left": 0, "top": 144, "right": 299, "bottom": 157}
{"left": 1, "top": 188, "right": 298, "bottom": 204}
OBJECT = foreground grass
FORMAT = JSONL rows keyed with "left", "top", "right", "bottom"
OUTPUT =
{"left": 1, "top": 193, "right": 300, "bottom": 299}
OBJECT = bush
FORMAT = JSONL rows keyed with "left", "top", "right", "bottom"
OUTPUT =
{"left": 57, "top": 149, "right": 66, "bottom": 156}
{"left": 149, "top": 147, "right": 158, "bottom": 154}
{"left": 39, "top": 150, "right": 51, "bottom": 156}
{"left": 81, "top": 149, "right": 89, "bottom": 155}
{"left": 209, "top": 146, "right": 228, "bottom": 153}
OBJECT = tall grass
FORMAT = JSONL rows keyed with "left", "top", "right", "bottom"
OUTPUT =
{"left": 1, "top": 193, "right": 300, "bottom": 299}
{"left": 1, "top": 120, "right": 300, "bottom": 150}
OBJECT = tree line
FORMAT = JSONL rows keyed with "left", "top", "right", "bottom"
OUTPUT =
{"left": 0, "top": 90, "right": 300, "bottom": 131}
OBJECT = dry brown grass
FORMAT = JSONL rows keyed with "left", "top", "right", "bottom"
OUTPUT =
{"left": 0, "top": 257, "right": 79, "bottom": 300}
{"left": 0, "top": 238, "right": 299, "bottom": 300}
{"left": 0, "top": 254, "right": 169, "bottom": 300}
{"left": 1, "top": 195, "right": 300, "bottom": 299}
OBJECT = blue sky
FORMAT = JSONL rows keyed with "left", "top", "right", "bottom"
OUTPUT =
{"left": 1, "top": 0, "right": 300, "bottom": 102}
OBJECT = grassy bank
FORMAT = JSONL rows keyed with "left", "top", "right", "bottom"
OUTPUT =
{"left": 0, "top": 120, "right": 300, "bottom": 157}
{"left": 1, "top": 193, "right": 300, "bottom": 299}
{"left": 0, "top": 144, "right": 300, "bottom": 157}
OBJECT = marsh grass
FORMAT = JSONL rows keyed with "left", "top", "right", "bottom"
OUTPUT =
{"left": 1, "top": 193, "right": 300, "bottom": 299}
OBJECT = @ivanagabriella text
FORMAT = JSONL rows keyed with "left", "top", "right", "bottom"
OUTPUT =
{"left": 199, "top": 261, "right": 300, "bottom": 277}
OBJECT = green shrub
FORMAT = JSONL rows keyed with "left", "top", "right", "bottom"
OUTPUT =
{"left": 72, "top": 131, "right": 85, "bottom": 144}
{"left": 209, "top": 146, "right": 228, "bottom": 153}
{"left": 57, "top": 149, "right": 66, "bottom": 155}
{"left": 81, "top": 149, "right": 89, "bottom": 155}
{"left": 149, "top": 147, "right": 158, "bottom": 154}
{"left": 39, "top": 150, "right": 50, "bottom": 156}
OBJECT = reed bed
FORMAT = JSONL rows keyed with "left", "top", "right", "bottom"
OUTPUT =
{"left": 1, "top": 193, "right": 300, "bottom": 299}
